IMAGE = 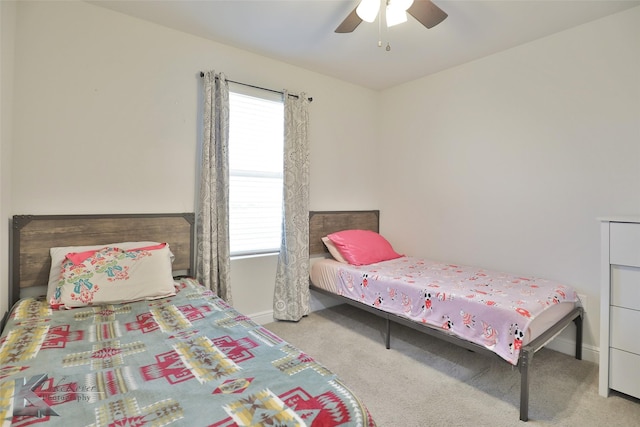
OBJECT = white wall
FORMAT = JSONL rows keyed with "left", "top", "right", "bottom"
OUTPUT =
{"left": 7, "top": 1, "right": 379, "bottom": 317}
{"left": 378, "top": 6, "right": 640, "bottom": 359}
{"left": 0, "top": 1, "right": 17, "bottom": 319}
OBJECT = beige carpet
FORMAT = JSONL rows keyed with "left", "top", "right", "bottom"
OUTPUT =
{"left": 264, "top": 303, "right": 640, "bottom": 426}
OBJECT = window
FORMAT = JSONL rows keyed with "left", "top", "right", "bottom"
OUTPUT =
{"left": 228, "top": 83, "right": 284, "bottom": 256}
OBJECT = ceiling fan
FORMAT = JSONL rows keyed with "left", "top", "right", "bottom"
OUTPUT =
{"left": 335, "top": 0, "right": 448, "bottom": 33}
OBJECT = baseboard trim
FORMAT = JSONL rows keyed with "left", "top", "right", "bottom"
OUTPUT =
{"left": 250, "top": 310, "right": 274, "bottom": 325}
{"left": 544, "top": 335, "right": 599, "bottom": 364}
{"left": 249, "top": 292, "right": 340, "bottom": 325}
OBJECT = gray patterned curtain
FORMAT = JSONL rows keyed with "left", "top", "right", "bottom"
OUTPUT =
{"left": 273, "top": 91, "right": 311, "bottom": 321}
{"left": 196, "top": 71, "right": 232, "bottom": 303}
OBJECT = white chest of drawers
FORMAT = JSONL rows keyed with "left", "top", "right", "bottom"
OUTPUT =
{"left": 599, "top": 217, "right": 640, "bottom": 398}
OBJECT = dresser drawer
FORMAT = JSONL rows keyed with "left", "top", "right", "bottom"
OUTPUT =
{"left": 611, "top": 265, "right": 640, "bottom": 310}
{"left": 610, "top": 222, "right": 640, "bottom": 267}
{"left": 610, "top": 306, "right": 640, "bottom": 354}
{"left": 609, "top": 348, "right": 640, "bottom": 399}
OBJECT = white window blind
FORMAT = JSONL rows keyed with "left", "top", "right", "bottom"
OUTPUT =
{"left": 229, "top": 84, "right": 284, "bottom": 256}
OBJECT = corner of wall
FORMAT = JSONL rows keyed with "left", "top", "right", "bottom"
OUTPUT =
{"left": 0, "top": 0, "right": 17, "bottom": 318}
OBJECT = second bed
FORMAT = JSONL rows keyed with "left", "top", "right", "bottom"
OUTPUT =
{"left": 308, "top": 210, "right": 584, "bottom": 422}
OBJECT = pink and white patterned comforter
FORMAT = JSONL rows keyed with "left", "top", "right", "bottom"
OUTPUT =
{"left": 313, "top": 257, "right": 580, "bottom": 365}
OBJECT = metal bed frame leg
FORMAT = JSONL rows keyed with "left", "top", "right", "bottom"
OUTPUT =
{"left": 385, "top": 317, "right": 391, "bottom": 349}
{"left": 574, "top": 311, "right": 583, "bottom": 360}
{"left": 519, "top": 307, "right": 583, "bottom": 422}
{"left": 519, "top": 348, "right": 532, "bottom": 422}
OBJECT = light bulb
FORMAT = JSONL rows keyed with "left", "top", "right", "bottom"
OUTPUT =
{"left": 356, "top": 0, "right": 380, "bottom": 23}
{"left": 386, "top": 4, "right": 407, "bottom": 27}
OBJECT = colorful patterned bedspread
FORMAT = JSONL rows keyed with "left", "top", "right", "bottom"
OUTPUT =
{"left": 333, "top": 257, "right": 579, "bottom": 365}
{"left": 0, "top": 278, "right": 375, "bottom": 427}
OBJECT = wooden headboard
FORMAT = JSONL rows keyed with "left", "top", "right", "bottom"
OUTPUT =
{"left": 309, "top": 210, "right": 379, "bottom": 256}
{"left": 10, "top": 213, "right": 195, "bottom": 308}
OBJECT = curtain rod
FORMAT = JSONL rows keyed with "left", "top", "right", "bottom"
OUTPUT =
{"left": 199, "top": 72, "right": 312, "bottom": 102}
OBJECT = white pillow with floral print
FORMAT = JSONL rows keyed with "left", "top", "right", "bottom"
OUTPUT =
{"left": 51, "top": 243, "right": 176, "bottom": 308}
{"left": 47, "top": 241, "right": 165, "bottom": 304}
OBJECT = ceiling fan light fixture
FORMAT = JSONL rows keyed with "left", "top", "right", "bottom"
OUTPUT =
{"left": 356, "top": 0, "right": 380, "bottom": 23}
{"left": 335, "top": 0, "right": 446, "bottom": 34}
{"left": 386, "top": 4, "right": 408, "bottom": 27}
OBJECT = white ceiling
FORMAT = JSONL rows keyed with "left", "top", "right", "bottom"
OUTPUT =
{"left": 87, "top": 0, "right": 640, "bottom": 90}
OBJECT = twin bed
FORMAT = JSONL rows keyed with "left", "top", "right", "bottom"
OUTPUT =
{"left": 308, "top": 210, "right": 584, "bottom": 422}
{"left": 1, "top": 213, "right": 375, "bottom": 426}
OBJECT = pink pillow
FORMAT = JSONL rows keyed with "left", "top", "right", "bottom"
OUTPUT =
{"left": 327, "top": 229, "right": 402, "bottom": 266}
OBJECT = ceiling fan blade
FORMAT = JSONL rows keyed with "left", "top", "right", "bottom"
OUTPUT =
{"left": 407, "top": 0, "right": 448, "bottom": 29}
{"left": 335, "top": 7, "right": 363, "bottom": 33}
